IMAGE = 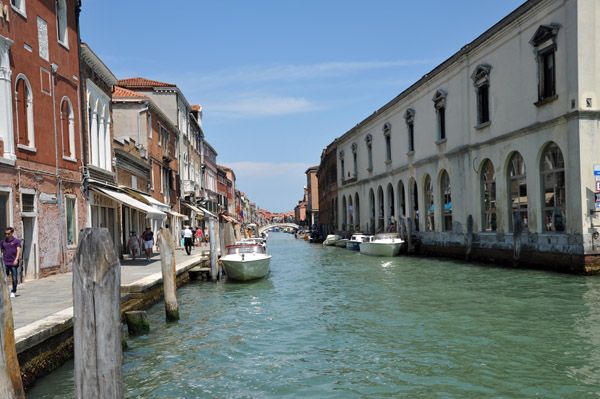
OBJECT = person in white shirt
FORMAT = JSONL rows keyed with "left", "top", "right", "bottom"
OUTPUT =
{"left": 183, "top": 225, "right": 193, "bottom": 255}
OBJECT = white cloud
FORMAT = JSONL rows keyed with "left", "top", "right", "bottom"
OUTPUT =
{"left": 186, "top": 59, "right": 437, "bottom": 89}
{"left": 207, "top": 94, "right": 317, "bottom": 118}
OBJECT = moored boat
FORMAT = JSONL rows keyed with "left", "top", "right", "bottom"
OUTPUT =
{"left": 335, "top": 238, "right": 349, "bottom": 248}
{"left": 359, "top": 233, "right": 403, "bottom": 257}
{"left": 323, "top": 234, "right": 340, "bottom": 246}
{"left": 220, "top": 244, "right": 271, "bottom": 281}
{"left": 346, "top": 234, "right": 372, "bottom": 250}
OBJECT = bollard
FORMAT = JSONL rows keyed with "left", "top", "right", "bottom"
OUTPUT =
{"left": 73, "top": 228, "right": 123, "bottom": 399}
{"left": 0, "top": 262, "right": 25, "bottom": 398}
{"left": 157, "top": 228, "right": 180, "bottom": 321}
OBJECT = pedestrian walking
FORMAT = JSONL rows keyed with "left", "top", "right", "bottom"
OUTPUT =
{"left": 195, "top": 227, "right": 203, "bottom": 246}
{"left": 127, "top": 230, "right": 140, "bottom": 260}
{"left": 1, "top": 227, "right": 22, "bottom": 298}
{"left": 183, "top": 225, "right": 193, "bottom": 255}
{"left": 142, "top": 227, "right": 154, "bottom": 261}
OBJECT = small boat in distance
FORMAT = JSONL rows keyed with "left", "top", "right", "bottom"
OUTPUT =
{"left": 220, "top": 244, "right": 271, "bottom": 282}
{"left": 359, "top": 233, "right": 404, "bottom": 257}
{"left": 346, "top": 234, "right": 372, "bottom": 250}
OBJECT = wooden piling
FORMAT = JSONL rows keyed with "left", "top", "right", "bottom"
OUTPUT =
{"left": 125, "top": 311, "right": 150, "bottom": 335}
{"left": 466, "top": 215, "right": 473, "bottom": 261}
{"left": 209, "top": 217, "right": 218, "bottom": 282}
{"left": 0, "top": 262, "right": 25, "bottom": 398}
{"left": 406, "top": 217, "right": 413, "bottom": 254}
{"left": 513, "top": 214, "right": 523, "bottom": 267}
{"left": 73, "top": 228, "right": 123, "bottom": 399}
{"left": 157, "top": 228, "right": 179, "bottom": 321}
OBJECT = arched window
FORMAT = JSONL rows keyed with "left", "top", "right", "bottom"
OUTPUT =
{"left": 397, "top": 180, "right": 406, "bottom": 218}
{"left": 377, "top": 186, "right": 384, "bottom": 232}
{"left": 60, "top": 98, "right": 75, "bottom": 159}
{"left": 354, "top": 193, "right": 360, "bottom": 230}
{"left": 348, "top": 196, "right": 354, "bottom": 228}
{"left": 541, "top": 143, "right": 565, "bottom": 232}
{"left": 508, "top": 152, "right": 528, "bottom": 231}
{"left": 480, "top": 160, "right": 496, "bottom": 231}
{"left": 342, "top": 196, "right": 347, "bottom": 231}
{"left": 56, "top": 0, "right": 68, "bottom": 45}
{"left": 15, "top": 75, "right": 34, "bottom": 148}
{"left": 369, "top": 189, "right": 375, "bottom": 234}
{"left": 424, "top": 175, "right": 434, "bottom": 231}
{"left": 387, "top": 183, "right": 395, "bottom": 229}
{"left": 440, "top": 170, "right": 452, "bottom": 231}
{"left": 410, "top": 178, "right": 419, "bottom": 231}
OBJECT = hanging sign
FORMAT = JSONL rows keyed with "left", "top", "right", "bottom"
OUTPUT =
{"left": 596, "top": 192, "right": 600, "bottom": 203}
{"left": 595, "top": 165, "right": 600, "bottom": 175}
{"left": 597, "top": 182, "right": 600, "bottom": 192}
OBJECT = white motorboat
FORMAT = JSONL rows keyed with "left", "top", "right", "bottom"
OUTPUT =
{"left": 240, "top": 237, "right": 266, "bottom": 250}
{"left": 346, "top": 234, "right": 372, "bottom": 250}
{"left": 359, "top": 233, "right": 404, "bottom": 257}
{"left": 323, "top": 234, "right": 340, "bottom": 246}
{"left": 220, "top": 244, "right": 271, "bottom": 281}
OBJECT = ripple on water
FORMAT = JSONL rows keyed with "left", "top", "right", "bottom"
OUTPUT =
{"left": 26, "top": 233, "right": 600, "bottom": 398}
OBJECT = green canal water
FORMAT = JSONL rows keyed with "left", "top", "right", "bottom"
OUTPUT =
{"left": 27, "top": 232, "right": 600, "bottom": 398}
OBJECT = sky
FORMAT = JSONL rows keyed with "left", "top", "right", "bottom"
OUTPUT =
{"left": 80, "top": 0, "right": 525, "bottom": 213}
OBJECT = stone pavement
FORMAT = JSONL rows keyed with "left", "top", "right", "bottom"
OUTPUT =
{"left": 10, "top": 243, "right": 209, "bottom": 330}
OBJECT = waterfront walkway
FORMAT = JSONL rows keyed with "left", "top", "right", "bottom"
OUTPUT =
{"left": 11, "top": 244, "right": 209, "bottom": 350}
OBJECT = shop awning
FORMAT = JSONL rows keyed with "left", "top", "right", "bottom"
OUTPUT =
{"left": 168, "top": 209, "right": 188, "bottom": 220}
{"left": 139, "top": 193, "right": 172, "bottom": 213}
{"left": 182, "top": 203, "right": 217, "bottom": 219}
{"left": 92, "top": 187, "right": 166, "bottom": 219}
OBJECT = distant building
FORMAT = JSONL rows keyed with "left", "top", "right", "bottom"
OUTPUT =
{"left": 305, "top": 165, "right": 319, "bottom": 227}
{"left": 317, "top": 141, "right": 338, "bottom": 235}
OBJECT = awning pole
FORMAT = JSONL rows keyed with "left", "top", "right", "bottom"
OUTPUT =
{"left": 209, "top": 217, "right": 217, "bottom": 282}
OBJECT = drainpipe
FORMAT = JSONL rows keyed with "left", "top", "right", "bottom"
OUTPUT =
{"left": 76, "top": 1, "right": 88, "bottom": 190}
{"left": 51, "top": 62, "right": 66, "bottom": 273}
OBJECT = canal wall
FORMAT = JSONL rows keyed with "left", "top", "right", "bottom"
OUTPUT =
{"left": 14, "top": 255, "right": 210, "bottom": 390}
{"left": 416, "top": 231, "right": 599, "bottom": 274}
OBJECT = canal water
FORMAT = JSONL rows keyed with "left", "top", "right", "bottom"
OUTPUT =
{"left": 27, "top": 232, "right": 600, "bottom": 398}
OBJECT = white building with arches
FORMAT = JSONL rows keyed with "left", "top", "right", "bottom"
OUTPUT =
{"left": 333, "top": 0, "right": 600, "bottom": 273}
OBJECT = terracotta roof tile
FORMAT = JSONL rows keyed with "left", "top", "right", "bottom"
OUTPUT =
{"left": 113, "top": 86, "right": 145, "bottom": 98}
{"left": 118, "top": 77, "right": 176, "bottom": 88}
{"left": 191, "top": 105, "right": 202, "bottom": 111}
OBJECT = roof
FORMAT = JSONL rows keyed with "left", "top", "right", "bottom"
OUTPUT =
{"left": 118, "top": 77, "right": 176, "bottom": 88}
{"left": 191, "top": 105, "right": 202, "bottom": 111}
{"left": 80, "top": 43, "right": 118, "bottom": 87}
{"left": 112, "top": 86, "right": 145, "bottom": 99}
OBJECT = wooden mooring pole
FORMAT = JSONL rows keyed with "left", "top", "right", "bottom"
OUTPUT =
{"left": 73, "top": 228, "right": 123, "bottom": 399}
{"left": 209, "top": 217, "right": 218, "bottom": 282}
{"left": 157, "top": 228, "right": 179, "bottom": 321}
{"left": 0, "top": 262, "right": 25, "bottom": 398}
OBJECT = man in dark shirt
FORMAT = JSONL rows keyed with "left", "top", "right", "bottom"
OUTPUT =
{"left": 1, "top": 227, "right": 22, "bottom": 298}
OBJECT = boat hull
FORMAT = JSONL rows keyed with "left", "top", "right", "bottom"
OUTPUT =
{"left": 335, "top": 239, "right": 348, "bottom": 248}
{"left": 359, "top": 242, "right": 402, "bottom": 257}
{"left": 345, "top": 241, "right": 360, "bottom": 250}
{"left": 220, "top": 255, "right": 271, "bottom": 281}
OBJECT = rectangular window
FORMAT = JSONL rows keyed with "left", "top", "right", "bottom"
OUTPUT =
{"left": 21, "top": 193, "right": 35, "bottom": 213}
{"left": 538, "top": 48, "right": 556, "bottom": 101}
{"left": 438, "top": 107, "right": 446, "bottom": 140}
{"left": 66, "top": 197, "right": 76, "bottom": 246}
{"left": 478, "top": 84, "right": 490, "bottom": 124}
{"left": 147, "top": 114, "right": 152, "bottom": 139}
{"left": 0, "top": 192, "right": 9, "bottom": 232}
{"left": 131, "top": 175, "right": 137, "bottom": 190}
{"left": 408, "top": 123, "right": 414, "bottom": 152}
{"left": 385, "top": 135, "right": 391, "bottom": 161}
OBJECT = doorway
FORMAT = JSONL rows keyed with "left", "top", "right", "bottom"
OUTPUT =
{"left": 21, "top": 216, "right": 38, "bottom": 280}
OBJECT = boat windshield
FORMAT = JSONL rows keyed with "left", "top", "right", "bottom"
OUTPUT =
{"left": 226, "top": 244, "right": 265, "bottom": 255}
